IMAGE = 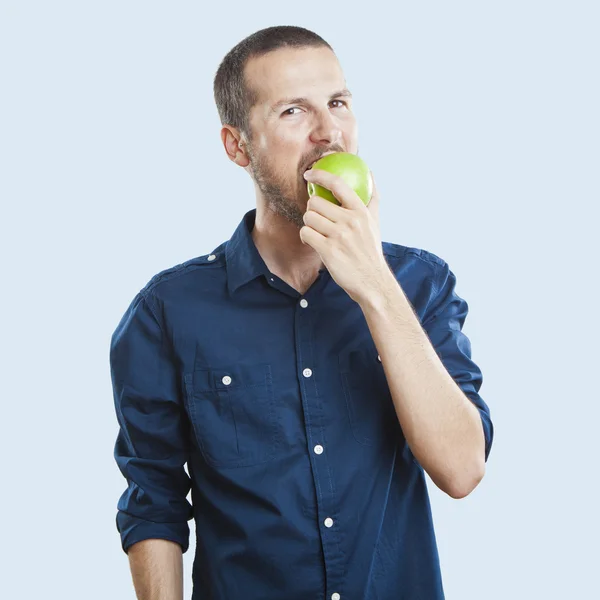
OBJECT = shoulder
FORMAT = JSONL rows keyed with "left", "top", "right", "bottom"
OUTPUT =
{"left": 140, "top": 242, "right": 228, "bottom": 297}
{"left": 382, "top": 241, "right": 447, "bottom": 275}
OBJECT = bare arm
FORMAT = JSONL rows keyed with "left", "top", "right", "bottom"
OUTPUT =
{"left": 127, "top": 539, "right": 184, "bottom": 600}
{"left": 358, "top": 269, "right": 486, "bottom": 499}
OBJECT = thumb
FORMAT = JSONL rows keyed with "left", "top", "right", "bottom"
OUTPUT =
{"left": 368, "top": 171, "right": 379, "bottom": 207}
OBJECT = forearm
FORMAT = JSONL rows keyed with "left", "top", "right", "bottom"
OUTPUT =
{"left": 127, "top": 539, "right": 184, "bottom": 600}
{"left": 358, "top": 270, "right": 485, "bottom": 498}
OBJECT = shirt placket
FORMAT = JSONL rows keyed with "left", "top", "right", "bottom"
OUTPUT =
{"left": 295, "top": 292, "right": 346, "bottom": 600}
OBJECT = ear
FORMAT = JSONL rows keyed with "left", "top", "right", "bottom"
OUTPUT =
{"left": 221, "top": 126, "right": 250, "bottom": 167}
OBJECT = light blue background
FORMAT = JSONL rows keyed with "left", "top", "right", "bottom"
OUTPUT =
{"left": 2, "top": 1, "right": 598, "bottom": 598}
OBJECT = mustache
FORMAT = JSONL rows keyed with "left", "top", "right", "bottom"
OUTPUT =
{"left": 301, "top": 147, "right": 346, "bottom": 171}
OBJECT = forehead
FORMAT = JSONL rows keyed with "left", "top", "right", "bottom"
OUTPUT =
{"left": 245, "top": 46, "right": 346, "bottom": 108}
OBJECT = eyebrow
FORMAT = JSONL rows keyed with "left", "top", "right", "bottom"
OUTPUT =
{"left": 269, "top": 89, "right": 353, "bottom": 113}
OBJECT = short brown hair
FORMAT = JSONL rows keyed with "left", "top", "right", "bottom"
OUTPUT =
{"left": 213, "top": 26, "right": 333, "bottom": 142}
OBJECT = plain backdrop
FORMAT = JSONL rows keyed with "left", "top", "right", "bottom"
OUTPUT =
{"left": 1, "top": 1, "right": 598, "bottom": 598}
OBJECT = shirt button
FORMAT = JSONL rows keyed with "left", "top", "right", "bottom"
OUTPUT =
{"left": 332, "top": 594, "right": 341, "bottom": 600}
{"left": 222, "top": 375, "right": 232, "bottom": 385}
{"left": 300, "top": 298, "right": 308, "bottom": 308}
{"left": 324, "top": 517, "right": 334, "bottom": 528}
{"left": 377, "top": 354, "right": 381, "bottom": 362}
{"left": 303, "top": 368, "right": 312, "bottom": 378}
{"left": 207, "top": 254, "right": 216, "bottom": 261}
{"left": 314, "top": 444, "right": 324, "bottom": 455}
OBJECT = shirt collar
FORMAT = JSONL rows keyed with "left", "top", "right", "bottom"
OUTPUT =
{"left": 226, "top": 208, "right": 271, "bottom": 296}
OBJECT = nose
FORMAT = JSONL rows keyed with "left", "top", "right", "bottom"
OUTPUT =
{"left": 309, "top": 108, "right": 343, "bottom": 147}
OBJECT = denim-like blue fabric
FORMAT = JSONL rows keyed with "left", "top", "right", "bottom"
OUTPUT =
{"left": 110, "top": 208, "right": 493, "bottom": 600}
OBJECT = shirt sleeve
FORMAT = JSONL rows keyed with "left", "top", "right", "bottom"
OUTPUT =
{"left": 422, "top": 261, "right": 494, "bottom": 462}
{"left": 110, "top": 290, "right": 193, "bottom": 554}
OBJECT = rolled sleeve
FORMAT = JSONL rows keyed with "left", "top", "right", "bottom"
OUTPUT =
{"left": 422, "top": 261, "right": 494, "bottom": 462}
{"left": 110, "top": 290, "right": 193, "bottom": 554}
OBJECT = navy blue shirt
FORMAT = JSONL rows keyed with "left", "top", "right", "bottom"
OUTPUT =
{"left": 110, "top": 208, "right": 493, "bottom": 600}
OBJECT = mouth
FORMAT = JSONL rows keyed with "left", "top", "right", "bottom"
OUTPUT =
{"left": 303, "top": 151, "right": 338, "bottom": 174}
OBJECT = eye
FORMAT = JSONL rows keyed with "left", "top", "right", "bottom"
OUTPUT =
{"left": 281, "top": 100, "right": 349, "bottom": 117}
{"left": 330, "top": 99, "right": 348, "bottom": 109}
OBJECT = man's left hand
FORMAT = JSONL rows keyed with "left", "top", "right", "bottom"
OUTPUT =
{"left": 300, "top": 168, "right": 391, "bottom": 304}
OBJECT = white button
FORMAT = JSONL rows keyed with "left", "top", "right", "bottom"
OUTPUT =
{"left": 324, "top": 517, "right": 334, "bottom": 528}
{"left": 377, "top": 354, "right": 381, "bottom": 362}
{"left": 314, "top": 444, "right": 323, "bottom": 455}
{"left": 270, "top": 277, "right": 274, "bottom": 282}
{"left": 300, "top": 299, "right": 308, "bottom": 308}
{"left": 207, "top": 254, "right": 216, "bottom": 261}
{"left": 332, "top": 594, "right": 341, "bottom": 600}
{"left": 222, "top": 375, "right": 232, "bottom": 385}
{"left": 303, "top": 368, "right": 312, "bottom": 378}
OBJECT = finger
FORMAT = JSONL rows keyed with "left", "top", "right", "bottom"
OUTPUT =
{"left": 367, "top": 172, "right": 379, "bottom": 214}
{"left": 307, "top": 194, "right": 346, "bottom": 222}
{"left": 369, "top": 171, "right": 379, "bottom": 206}
{"left": 299, "top": 224, "right": 327, "bottom": 250}
{"left": 304, "top": 169, "right": 363, "bottom": 211}
{"left": 303, "top": 207, "right": 337, "bottom": 237}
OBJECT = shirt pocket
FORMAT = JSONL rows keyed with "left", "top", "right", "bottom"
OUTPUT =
{"left": 183, "top": 363, "right": 280, "bottom": 468}
{"left": 339, "top": 345, "right": 397, "bottom": 446}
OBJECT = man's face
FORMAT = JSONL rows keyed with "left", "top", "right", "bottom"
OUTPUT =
{"left": 242, "top": 46, "right": 358, "bottom": 229}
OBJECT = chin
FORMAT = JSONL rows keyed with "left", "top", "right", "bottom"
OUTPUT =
{"left": 298, "top": 179, "right": 309, "bottom": 198}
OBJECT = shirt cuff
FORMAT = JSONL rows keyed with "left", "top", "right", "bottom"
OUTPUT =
{"left": 116, "top": 510, "right": 191, "bottom": 554}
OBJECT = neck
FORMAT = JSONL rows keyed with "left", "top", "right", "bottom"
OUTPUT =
{"left": 251, "top": 204, "right": 324, "bottom": 292}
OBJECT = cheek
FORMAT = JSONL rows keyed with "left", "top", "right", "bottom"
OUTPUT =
{"left": 264, "top": 129, "right": 310, "bottom": 176}
{"left": 344, "top": 117, "right": 359, "bottom": 147}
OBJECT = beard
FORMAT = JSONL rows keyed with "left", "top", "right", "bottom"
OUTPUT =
{"left": 246, "top": 144, "right": 307, "bottom": 230}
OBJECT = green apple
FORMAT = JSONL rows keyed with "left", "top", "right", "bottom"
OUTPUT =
{"left": 306, "top": 152, "right": 373, "bottom": 206}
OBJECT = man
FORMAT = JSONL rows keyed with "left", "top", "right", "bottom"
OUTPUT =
{"left": 110, "top": 25, "right": 493, "bottom": 600}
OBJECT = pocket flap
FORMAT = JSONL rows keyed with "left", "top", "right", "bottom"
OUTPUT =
{"left": 193, "top": 363, "right": 272, "bottom": 392}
